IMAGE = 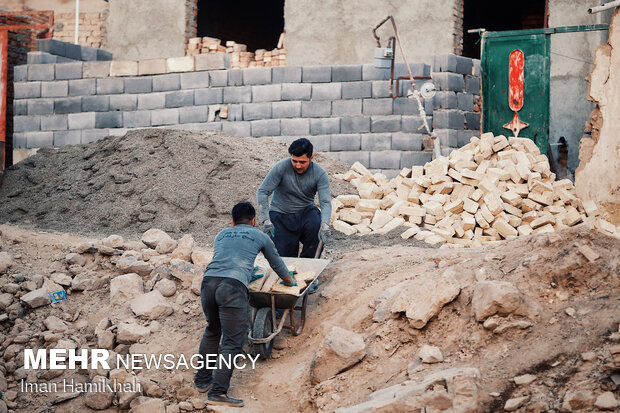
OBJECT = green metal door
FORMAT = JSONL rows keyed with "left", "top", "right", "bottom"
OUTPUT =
{"left": 482, "top": 33, "right": 550, "bottom": 154}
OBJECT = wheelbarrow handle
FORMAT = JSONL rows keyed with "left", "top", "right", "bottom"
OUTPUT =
{"left": 314, "top": 240, "right": 324, "bottom": 259}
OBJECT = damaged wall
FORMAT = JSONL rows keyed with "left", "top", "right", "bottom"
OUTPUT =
{"left": 575, "top": 8, "right": 620, "bottom": 205}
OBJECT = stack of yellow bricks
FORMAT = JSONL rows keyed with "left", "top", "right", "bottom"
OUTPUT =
{"left": 185, "top": 33, "right": 286, "bottom": 68}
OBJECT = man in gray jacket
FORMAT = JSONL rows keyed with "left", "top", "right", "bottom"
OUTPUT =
{"left": 194, "top": 202, "right": 294, "bottom": 407}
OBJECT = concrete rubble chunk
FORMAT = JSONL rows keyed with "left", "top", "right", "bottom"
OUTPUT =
{"left": 130, "top": 290, "right": 173, "bottom": 320}
{"left": 20, "top": 287, "right": 51, "bottom": 308}
{"left": 310, "top": 326, "right": 366, "bottom": 384}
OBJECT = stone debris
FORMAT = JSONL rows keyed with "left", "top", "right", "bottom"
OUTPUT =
{"left": 84, "top": 376, "right": 115, "bottom": 409}
{"left": 594, "top": 392, "right": 618, "bottom": 410}
{"left": 130, "top": 290, "right": 174, "bottom": 320}
{"left": 117, "top": 322, "right": 151, "bottom": 344}
{"left": 418, "top": 345, "right": 444, "bottom": 363}
{"left": 332, "top": 133, "right": 619, "bottom": 246}
{"left": 0, "top": 252, "right": 14, "bottom": 274}
{"left": 154, "top": 278, "right": 177, "bottom": 297}
{"left": 102, "top": 234, "right": 124, "bottom": 249}
{"left": 110, "top": 273, "right": 145, "bottom": 305}
{"left": 310, "top": 326, "right": 366, "bottom": 384}
{"left": 513, "top": 374, "right": 536, "bottom": 385}
{"left": 472, "top": 280, "right": 538, "bottom": 322}
{"left": 20, "top": 287, "right": 51, "bottom": 308}
{"left": 504, "top": 395, "right": 529, "bottom": 411}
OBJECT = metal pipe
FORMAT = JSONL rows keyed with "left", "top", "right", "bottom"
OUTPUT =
{"left": 589, "top": 0, "right": 620, "bottom": 14}
{"left": 74, "top": 0, "right": 80, "bottom": 44}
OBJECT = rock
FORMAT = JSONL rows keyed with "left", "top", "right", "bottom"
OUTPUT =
{"left": 2, "top": 283, "right": 19, "bottom": 294}
{"left": 0, "top": 401, "right": 7, "bottom": 413}
{"left": 190, "top": 398, "right": 205, "bottom": 409}
{"left": 595, "top": 392, "right": 617, "bottom": 410}
{"left": 73, "top": 241, "right": 95, "bottom": 253}
{"left": 513, "top": 374, "right": 536, "bottom": 385}
{"left": 419, "top": 345, "right": 444, "bottom": 363}
{"left": 0, "top": 252, "right": 14, "bottom": 274}
{"left": 110, "top": 273, "right": 144, "bottom": 305}
{"left": 125, "top": 240, "right": 147, "bottom": 251}
{"left": 44, "top": 316, "right": 68, "bottom": 333}
{"left": 97, "top": 245, "right": 123, "bottom": 256}
{"left": 562, "top": 390, "right": 595, "bottom": 411}
{"left": 142, "top": 380, "right": 164, "bottom": 398}
{"left": 0, "top": 294, "right": 13, "bottom": 310}
{"left": 84, "top": 376, "right": 115, "bottom": 409}
{"left": 493, "top": 319, "right": 533, "bottom": 334}
{"left": 190, "top": 275, "right": 201, "bottom": 296}
{"left": 581, "top": 352, "right": 597, "bottom": 361}
{"left": 122, "top": 250, "right": 143, "bottom": 261}
{"left": 472, "top": 280, "right": 537, "bottom": 322}
{"left": 155, "top": 235, "right": 177, "bottom": 254}
{"left": 102, "top": 234, "right": 124, "bottom": 249}
{"left": 149, "top": 255, "right": 171, "bottom": 267}
{"left": 130, "top": 291, "right": 173, "bottom": 320}
{"left": 20, "top": 287, "right": 51, "bottom": 308}
{"left": 169, "top": 260, "right": 202, "bottom": 287}
{"left": 155, "top": 278, "right": 177, "bottom": 297}
{"left": 388, "top": 272, "right": 460, "bottom": 329}
{"left": 117, "top": 322, "right": 150, "bottom": 344}
{"left": 128, "top": 397, "right": 166, "bottom": 413}
{"left": 178, "top": 401, "right": 193, "bottom": 411}
{"left": 565, "top": 307, "right": 576, "bottom": 317}
{"left": 43, "top": 279, "right": 62, "bottom": 294}
{"left": 171, "top": 235, "right": 194, "bottom": 261}
{"left": 97, "top": 330, "right": 115, "bottom": 350}
{"left": 310, "top": 326, "right": 366, "bottom": 384}
{"left": 116, "top": 256, "right": 154, "bottom": 276}
{"left": 177, "top": 386, "right": 199, "bottom": 401}
{"left": 190, "top": 249, "right": 212, "bottom": 268}
{"left": 51, "top": 272, "right": 72, "bottom": 287}
{"left": 142, "top": 229, "right": 169, "bottom": 248}
{"left": 142, "top": 248, "right": 159, "bottom": 261}
{"left": 505, "top": 396, "right": 529, "bottom": 411}
{"left": 65, "top": 252, "right": 86, "bottom": 266}
{"left": 71, "top": 272, "right": 93, "bottom": 291}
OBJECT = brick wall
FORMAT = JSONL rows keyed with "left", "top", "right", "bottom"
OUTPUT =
{"left": 52, "top": 12, "right": 107, "bottom": 49}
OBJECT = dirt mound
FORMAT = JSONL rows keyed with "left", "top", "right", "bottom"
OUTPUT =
{"left": 0, "top": 129, "right": 353, "bottom": 243}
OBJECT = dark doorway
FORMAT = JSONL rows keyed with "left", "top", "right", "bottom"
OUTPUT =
{"left": 197, "top": 0, "right": 284, "bottom": 51}
{"left": 463, "top": 0, "right": 546, "bottom": 59}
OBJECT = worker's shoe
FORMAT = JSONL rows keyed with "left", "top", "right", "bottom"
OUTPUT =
{"left": 195, "top": 382, "right": 212, "bottom": 393}
{"left": 208, "top": 394, "right": 244, "bottom": 407}
{"left": 308, "top": 280, "right": 319, "bottom": 294}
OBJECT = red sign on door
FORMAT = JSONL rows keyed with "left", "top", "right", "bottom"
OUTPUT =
{"left": 503, "top": 49, "right": 529, "bottom": 137}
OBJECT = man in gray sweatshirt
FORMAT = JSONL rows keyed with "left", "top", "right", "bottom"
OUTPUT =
{"left": 257, "top": 138, "right": 332, "bottom": 259}
{"left": 194, "top": 202, "right": 294, "bottom": 407}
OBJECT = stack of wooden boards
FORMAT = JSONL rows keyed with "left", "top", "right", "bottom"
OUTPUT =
{"left": 249, "top": 261, "right": 316, "bottom": 296}
{"left": 331, "top": 133, "right": 619, "bottom": 247}
{"left": 186, "top": 34, "right": 286, "bottom": 68}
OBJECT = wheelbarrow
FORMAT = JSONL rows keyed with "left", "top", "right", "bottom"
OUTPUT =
{"left": 247, "top": 255, "right": 330, "bottom": 359}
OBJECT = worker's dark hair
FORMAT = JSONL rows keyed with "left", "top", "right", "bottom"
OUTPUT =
{"left": 232, "top": 202, "right": 256, "bottom": 224}
{"left": 288, "top": 138, "right": 313, "bottom": 158}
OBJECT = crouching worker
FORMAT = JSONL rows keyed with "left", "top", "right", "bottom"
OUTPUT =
{"left": 194, "top": 202, "right": 295, "bottom": 407}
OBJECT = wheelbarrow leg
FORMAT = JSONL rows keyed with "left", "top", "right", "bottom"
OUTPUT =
{"left": 290, "top": 293, "right": 308, "bottom": 336}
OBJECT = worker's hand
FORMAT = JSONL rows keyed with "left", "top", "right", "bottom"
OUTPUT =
{"left": 250, "top": 266, "right": 264, "bottom": 283}
{"left": 263, "top": 219, "right": 275, "bottom": 238}
{"left": 319, "top": 222, "right": 331, "bottom": 244}
{"left": 280, "top": 271, "right": 298, "bottom": 287}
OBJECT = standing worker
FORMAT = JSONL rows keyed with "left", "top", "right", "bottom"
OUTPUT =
{"left": 257, "top": 138, "right": 332, "bottom": 265}
{"left": 194, "top": 202, "right": 295, "bottom": 408}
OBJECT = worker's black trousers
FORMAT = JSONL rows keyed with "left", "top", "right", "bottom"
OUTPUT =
{"left": 270, "top": 205, "right": 321, "bottom": 257}
{"left": 194, "top": 276, "right": 248, "bottom": 396}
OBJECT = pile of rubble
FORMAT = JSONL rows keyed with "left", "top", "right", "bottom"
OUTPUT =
{"left": 331, "top": 133, "right": 618, "bottom": 247}
{"left": 185, "top": 35, "right": 286, "bottom": 68}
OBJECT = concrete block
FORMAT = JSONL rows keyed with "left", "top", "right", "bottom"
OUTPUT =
{"left": 424, "top": 96, "right": 434, "bottom": 116}
{"left": 195, "top": 53, "right": 230, "bottom": 71}
{"left": 123, "top": 111, "right": 151, "bottom": 128}
{"left": 251, "top": 119, "right": 280, "bottom": 137}
{"left": 82, "top": 129, "right": 109, "bottom": 144}
{"left": 341, "top": 116, "right": 370, "bottom": 133}
{"left": 110, "top": 94, "right": 138, "bottom": 111}
{"left": 433, "top": 91, "right": 458, "bottom": 109}
{"left": 26, "top": 131, "right": 53, "bottom": 148}
{"left": 68, "top": 112, "right": 96, "bottom": 129}
{"left": 332, "top": 99, "right": 362, "bottom": 116}
{"left": 243, "top": 67, "right": 272, "bottom": 85}
{"left": 361, "top": 133, "right": 391, "bottom": 150}
{"left": 27, "top": 64, "right": 54, "bottom": 81}
{"left": 282, "top": 83, "right": 311, "bottom": 101}
{"left": 109, "top": 128, "right": 129, "bottom": 136}
{"left": 392, "top": 62, "right": 429, "bottom": 77}
{"left": 97, "top": 77, "right": 124, "bottom": 94}
{"left": 195, "top": 88, "right": 223, "bottom": 105}
{"left": 54, "top": 62, "right": 82, "bottom": 80}
{"left": 401, "top": 151, "right": 433, "bottom": 168}
{"left": 433, "top": 54, "right": 458, "bottom": 72}
{"left": 432, "top": 72, "right": 464, "bottom": 92}
{"left": 330, "top": 133, "right": 360, "bottom": 151}
{"left": 222, "top": 121, "right": 251, "bottom": 137}
{"left": 228, "top": 104, "right": 244, "bottom": 121}
{"left": 41, "top": 81, "right": 68, "bottom": 98}
{"left": 13, "top": 133, "right": 27, "bottom": 149}
{"left": 310, "top": 118, "right": 340, "bottom": 135}
{"left": 14, "top": 82, "right": 40, "bottom": 99}
{"left": 465, "top": 112, "right": 481, "bottom": 129}
{"left": 252, "top": 84, "right": 281, "bottom": 102}
{"left": 80, "top": 46, "right": 98, "bottom": 61}
{"left": 465, "top": 76, "right": 480, "bottom": 94}
{"left": 308, "top": 135, "right": 331, "bottom": 152}
{"left": 302, "top": 66, "right": 331, "bottom": 83}
{"left": 27, "top": 51, "right": 57, "bottom": 65}
{"left": 13, "top": 65, "right": 28, "bottom": 82}
{"left": 391, "top": 132, "right": 423, "bottom": 151}
{"left": 363, "top": 98, "right": 392, "bottom": 115}
{"left": 370, "top": 151, "right": 401, "bottom": 169}
{"left": 457, "top": 93, "right": 474, "bottom": 111}
{"left": 110, "top": 61, "right": 138, "bottom": 77}
{"left": 435, "top": 129, "right": 459, "bottom": 147}
{"left": 393, "top": 97, "right": 421, "bottom": 115}
{"left": 82, "top": 95, "right": 110, "bottom": 112}
{"left": 272, "top": 67, "right": 301, "bottom": 83}
{"left": 165, "top": 90, "right": 194, "bottom": 108}
{"left": 342, "top": 81, "right": 372, "bottom": 99}
{"left": 332, "top": 65, "right": 362, "bottom": 82}
{"left": 402, "top": 116, "right": 432, "bottom": 133}
{"left": 456, "top": 56, "right": 474, "bottom": 75}
{"left": 224, "top": 86, "right": 252, "bottom": 103}
{"left": 311, "top": 83, "right": 341, "bottom": 100}
{"left": 124, "top": 77, "right": 153, "bottom": 94}
{"left": 228, "top": 69, "right": 243, "bottom": 86}
{"left": 138, "top": 59, "right": 167, "bottom": 76}
{"left": 151, "top": 108, "right": 179, "bottom": 126}
{"left": 68, "top": 78, "right": 96, "bottom": 96}
{"left": 36, "top": 39, "right": 66, "bottom": 55}
{"left": 14, "top": 116, "right": 40, "bottom": 132}
{"left": 54, "top": 97, "right": 82, "bottom": 114}
{"left": 458, "top": 130, "right": 480, "bottom": 147}
{"left": 95, "top": 112, "right": 123, "bottom": 128}
{"left": 473, "top": 59, "right": 481, "bottom": 76}
{"left": 138, "top": 93, "right": 166, "bottom": 110}
{"left": 243, "top": 102, "right": 271, "bottom": 120}
{"left": 166, "top": 56, "right": 195, "bottom": 73}
{"left": 433, "top": 110, "right": 465, "bottom": 130}
{"left": 362, "top": 64, "right": 390, "bottom": 81}
{"left": 371, "top": 115, "right": 401, "bottom": 132}
{"left": 13, "top": 100, "right": 28, "bottom": 115}
{"left": 339, "top": 150, "right": 370, "bottom": 167}
{"left": 27, "top": 99, "right": 53, "bottom": 115}
{"left": 180, "top": 71, "right": 210, "bottom": 89}
{"left": 153, "top": 74, "right": 180, "bottom": 92}
{"left": 96, "top": 49, "right": 113, "bottom": 61}
{"left": 40, "top": 115, "right": 68, "bottom": 131}
{"left": 83, "top": 61, "right": 110, "bottom": 78}
{"left": 53, "top": 130, "right": 81, "bottom": 146}
{"left": 209, "top": 71, "right": 228, "bottom": 87}
{"left": 179, "top": 105, "right": 209, "bottom": 124}
{"left": 280, "top": 118, "right": 309, "bottom": 135}
{"left": 301, "top": 101, "right": 331, "bottom": 118}
{"left": 272, "top": 101, "right": 301, "bottom": 118}
{"left": 64, "top": 43, "right": 82, "bottom": 60}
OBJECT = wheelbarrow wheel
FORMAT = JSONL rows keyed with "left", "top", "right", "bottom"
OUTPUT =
{"left": 252, "top": 307, "right": 274, "bottom": 360}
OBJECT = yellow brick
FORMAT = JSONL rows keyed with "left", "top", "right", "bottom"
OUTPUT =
{"left": 528, "top": 191, "right": 553, "bottom": 206}
{"left": 530, "top": 213, "right": 555, "bottom": 229}
{"left": 463, "top": 198, "right": 479, "bottom": 214}
{"left": 564, "top": 206, "right": 582, "bottom": 226}
{"left": 492, "top": 218, "right": 518, "bottom": 239}
{"left": 337, "top": 194, "right": 361, "bottom": 207}
{"left": 517, "top": 224, "right": 533, "bottom": 236}
{"left": 483, "top": 193, "right": 504, "bottom": 215}
{"left": 582, "top": 200, "right": 600, "bottom": 217}
{"left": 369, "top": 210, "right": 393, "bottom": 230}
{"left": 503, "top": 202, "right": 522, "bottom": 217}
{"left": 375, "top": 217, "right": 405, "bottom": 235}
{"left": 462, "top": 216, "right": 476, "bottom": 231}
{"left": 356, "top": 199, "right": 382, "bottom": 213}
{"left": 444, "top": 200, "right": 464, "bottom": 214}
{"left": 351, "top": 161, "right": 371, "bottom": 176}
{"left": 339, "top": 209, "right": 363, "bottom": 225}
{"left": 500, "top": 191, "right": 522, "bottom": 207}
{"left": 333, "top": 220, "right": 357, "bottom": 236}
{"left": 480, "top": 204, "right": 495, "bottom": 222}
{"left": 401, "top": 225, "right": 421, "bottom": 240}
